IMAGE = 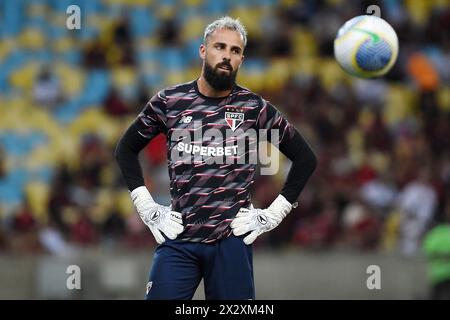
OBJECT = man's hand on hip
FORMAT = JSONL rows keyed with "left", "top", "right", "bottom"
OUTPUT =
{"left": 130, "top": 186, "right": 184, "bottom": 244}
{"left": 231, "top": 195, "right": 295, "bottom": 245}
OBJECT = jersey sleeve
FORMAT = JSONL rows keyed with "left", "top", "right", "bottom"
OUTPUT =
{"left": 256, "top": 98, "right": 296, "bottom": 145}
{"left": 114, "top": 90, "right": 168, "bottom": 191}
{"left": 256, "top": 98, "right": 317, "bottom": 204}
{"left": 135, "top": 90, "right": 168, "bottom": 139}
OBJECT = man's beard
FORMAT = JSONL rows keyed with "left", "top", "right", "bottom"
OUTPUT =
{"left": 203, "top": 60, "right": 237, "bottom": 91}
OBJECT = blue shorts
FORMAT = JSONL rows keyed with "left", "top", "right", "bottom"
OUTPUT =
{"left": 145, "top": 234, "right": 255, "bottom": 300}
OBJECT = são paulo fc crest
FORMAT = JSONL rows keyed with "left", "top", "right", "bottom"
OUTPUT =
{"left": 225, "top": 110, "right": 244, "bottom": 131}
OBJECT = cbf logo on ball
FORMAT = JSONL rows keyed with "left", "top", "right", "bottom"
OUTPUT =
{"left": 225, "top": 107, "right": 245, "bottom": 131}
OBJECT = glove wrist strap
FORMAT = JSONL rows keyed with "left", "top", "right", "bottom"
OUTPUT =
{"left": 130, "top": 186, "right": 155, "bottom": 205}
{"left": 268, "top": 194, "right": 294, "bottom": 218}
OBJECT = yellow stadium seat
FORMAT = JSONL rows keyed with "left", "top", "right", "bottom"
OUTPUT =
{"left": 62, "top": 206, "right": 79, "bottom": 226}
{"left": 51, "top": 133, "right": 80, "bottom": 170}
{"left": 229, "top": 7, "right": 264, "bottom": 38}
{"left": 24, "top": 181, "right": 50, "bottom": 223}
{"left": 239, "top": 72, "right": 265, "bottom": 93}
{"left": 27, "top": 3, "right": 48, "bottom": 17}
{"left": 437, "top": 87, "right": 450, "bottom": 112}
{"left": 87, "top": 14, "right": 113, "bottom": 31}
{"left": 102, "top": 0, "right": 153, "bottom": 6}
{"left": 27, "top": 107, "right": 61, "bottom": 136}
{"left": 24, "top": 145, "right": 55, "bottom": 170}
{"left": 54, "top": 62, "right": 85, "bottom": 98}
{"left": 347, "top": 127, "right": 365, "bottom": 167}
{"left": 112, "top": 67, "right": 137, "bottom": 89}
{"left": 52, "top": 37, "right": 77, "bottom": 53}
{"left": 90, "top": 189, "right": 115, "bottom": 224}
{"left": 383, "top": 85, "right": 418, "bottom": 127}
{"left": 19, "top": 28, "right": 46, "bottom": 50}
{"left": 433, "top": 0, "right": 450, "bottom": 9}
{"left": 115, "top": 190, "right": 135, "bottom": 218}
{"left": 49, "top": 12, "right": 67, "bottom": 29}
{"left": 315, "top": 58, "right": 343, "bottom": 91}
{"left": 68, "top": 108, "right": 123, "bottom": 147}
{"left": 280, "top": 0, "right": 297, "bottom": 8}
{"left": 358, "top": 108, "right": 375, "bottom": 131}
{"left": 183, "top": 0, "right": 203, "bottom": 7}
{"left": 99, "top": 164, "right": 117, "bottom": 187}
{"left": 381, "top": 210, "right": 401, "bottom": 252}
{"left": 290, "top": 56, "right": 318, "bottom": 78}
{"left": 9, "top": 62, "right": 40, "bottom": 93}
{"left": 0, "top": 39, "right": 15, "bottom": 63}
{"left": 370, "top": 151, "right": 390, "bottom": 174}
{"left": 182, "top": 16, "right": 207, "bottom": 40}
{"left": 4, "top": 156, "right": 18, "bottom": 173}
{"left": 157, "top": 5, "right": 177, "bottom": 20}
{"left": 137, "top": 37, "right": 158, "bottom": 49}
{"left": 405, "top": 0, "right": 433, "bottom": 26}
{"left": 165, "top": 71, "right": 190, "bottom": 87}
{"left": 292, "top": 28, "right": 318, "bottom": 58}
{"left": 264, "top": 58, "right": 291, "bottom": 92}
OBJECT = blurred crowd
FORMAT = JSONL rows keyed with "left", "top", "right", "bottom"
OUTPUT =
{"left": 0, "top": 0, "right": 449, "bottom": 261}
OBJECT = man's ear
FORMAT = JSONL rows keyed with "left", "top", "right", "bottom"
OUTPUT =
{"left": 199, "top": 44, "right": 206, "bottom": 60}
{"left": 238, "top": 54, "right": 245, "bottom": 68}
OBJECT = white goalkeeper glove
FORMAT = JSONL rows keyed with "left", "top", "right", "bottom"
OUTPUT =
{"left": 231, "top": 195, "right": 296, "bottom": 245}
{"left": 130, "top": 186, "right": 184, "bottom": 244}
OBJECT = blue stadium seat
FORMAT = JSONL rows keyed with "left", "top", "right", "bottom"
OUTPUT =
{"left": 142, "top": 72, "right": 163, "bottom": 89}
{"left": 47, "top": 25, "right": 69, "bottom": 40}
{"left": 60, "top": 50, "right": 82, "bottom": 65}
{"left": 81, "top": 69, "right": 111, "bottom": 105}
{"left": 33, "top": 166, "right": 54, "bottom": 183}
{"left": 81, "top": 0, "right": 103, "bottom": 15}
{"left": 129, "top": 8, "right": 157, "bottom": 38}
{"left": 0, "top": 131, "right": 47, "bottom": 157}
{"left": 34, "top": 50, "right": 53, "bottom": 64}
{"left": 8, "top": 169, "right": 30, "bottom": 186}
{"left": 0, "top": 182, "right": 23, "bottom": 207}
{"left": 0, "top": 132, "right": 30, "bottom": 157}
{"left": 79, "top": 26, "right": 100, "bottom": 41}
{"left": 201, "top": 0, "right": 231, "bottom": 15}
{"left": 158, "top": 47, "right": 187, "bottom": 71}
{"left": 1, "top": 0, "right": 24, "bottom": 36}
{"left": 0, "top": 50, "right": 30, "bottom": 93}
{"left": 28, "top": 131, "right": 48, "bottom": 148}
{"left": 53, "top": 98, "right": 85, "bottom": 123}
{"left": 137, "top": 48, "right": 159, "bottom": 64}
{"left": 184, "top": 38, "right": 203, "bottom": 64}
{"left": 26, "top": 16, "right": 49, "bottom": 32}
{"left": 242, "top": 58, "right": 267, "bottom": 73}
{"left": 49, "top": 0, "right": 77, "bottom": 13}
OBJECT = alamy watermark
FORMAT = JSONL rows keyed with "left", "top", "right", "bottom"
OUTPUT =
{"left": 66, "top": 5, "right": 81, "bottom": 30}
{"left": 366, "top": 265, "right": 381, "bottom": 290}
{"left": 66, "top": 265, "right": 81, "bottom": 290}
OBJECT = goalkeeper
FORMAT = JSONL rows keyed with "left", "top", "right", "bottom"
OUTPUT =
{"left": 115, "top": 16, "right": 317, "bottom": 300}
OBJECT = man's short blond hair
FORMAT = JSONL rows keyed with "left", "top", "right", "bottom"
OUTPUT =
{"left": 203, "top": 16, "right": 247, "bottom": 47}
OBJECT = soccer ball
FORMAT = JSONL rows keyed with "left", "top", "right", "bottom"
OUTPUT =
{"left": 334, "top": 15, "right": 399, "bottom": 78}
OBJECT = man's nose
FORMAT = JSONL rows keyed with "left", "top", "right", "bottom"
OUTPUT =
{"left": 222, "top": 50, "right": 232, "bottom": 61}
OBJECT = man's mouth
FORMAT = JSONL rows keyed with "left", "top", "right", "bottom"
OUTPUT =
{"left": 218, "top": 64, "right": 232, "bottom": 71}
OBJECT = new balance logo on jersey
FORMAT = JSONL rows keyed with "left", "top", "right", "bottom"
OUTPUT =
{"left": 179, "top": 116, "right": 193, "bottom": 124}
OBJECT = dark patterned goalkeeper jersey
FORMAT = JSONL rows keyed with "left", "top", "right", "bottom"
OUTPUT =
{"left": 133, "top": 80, "right": 298, "bottom": 243}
